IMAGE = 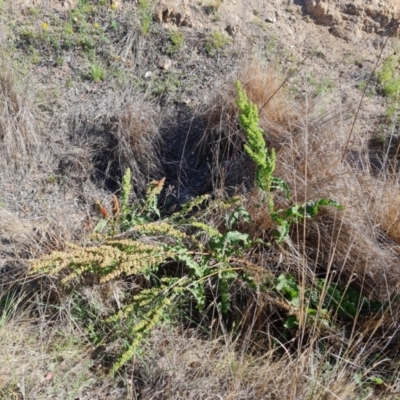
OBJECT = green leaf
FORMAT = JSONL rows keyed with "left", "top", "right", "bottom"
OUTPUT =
{"left": 175, "top": 253, "right": 207, "bottom": 279}
{"left": 304, "top": 200, "right": 319, "bottom": 218}
{"left": 306, "top": 308, "right": 318, "bottom": 316}
{"left": 285, "top": 204, "right": 304, "bottom": 221}
{"left": 289, "top": 297, "right": 300, "bottom": 307}
{"left": 94, "top": 218, "right": 108, "bottom": 232}
{"left": 316, "top": 198, "right": 343, "bottom": 210}
{"left": 223, "top": 231, "right": 250, "bottom": 245}
{"left": 226, "top": 206, "right": 251, "bottom": 229}
{"left": 218, "top": 277, "right": 231, "bottom": 314}
{"left": 276, "top": 274, "right": 299, "bottom": 300}
{"left": 273, "top": 219, "right": 290, "bottom": 243}
{"left": 189, "top": 283, "right": 206, "bottom": 310}
{"left": 272, "top": 177, "right": 290, "bottom": 198}
{"left": 284, "top": 315, "right": 298, "bottom": 329}
{"left": 368, "top": 376, "right": 384, "bottom": 385}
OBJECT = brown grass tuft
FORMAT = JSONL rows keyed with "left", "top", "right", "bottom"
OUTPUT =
{"left": 116, "top": 99, "right": 163, "bottom": 192}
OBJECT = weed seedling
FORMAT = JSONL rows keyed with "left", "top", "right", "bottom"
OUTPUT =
{"left": 90, "top": 62, "right": 106, "bottom": 82}
{"left": 167, "top": 30, "right": 185, "bottom": 55}
{"left": 205, "top": 31, "right": 231, "bottom": 56}
{"left": 139, "top": 0, "right": 152, "bottom": 35}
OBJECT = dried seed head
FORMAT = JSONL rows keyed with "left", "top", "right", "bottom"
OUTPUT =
{"left": 112, "top": 194, "right": 120, "bottom": 217}
{"left": 95, "top": 199, "right": 110, "bottom": 218}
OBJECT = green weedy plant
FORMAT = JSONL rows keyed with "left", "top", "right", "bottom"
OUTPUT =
{"left": 205, "top": 31, "right": 231, "bottom": 56}
{"left": 30, "top": 170, "right": 262, "bottom": 373}
{"left": 94, "top": 169, "right": 166, "bottom": 234}
{"left": 235, "top": 81, "right": 343, "bottom": 242}
{"left": 273, "top": 273, "right": 384, "bottom": 329}
{"left": 27, "top": 83, "right": 345, "bottom": 373}
{"left": 377, "top": 54, "right": 400, "bottom": 98}
{"left": 377, "top": 53, "right": 400, "bottom": 119}
{"left": 167, "top": 30, "right": 185, "bottom": 54}
{"left": 107, "top": 277, "right": 188, "bottom": 374}
{"left": 138, "top": 0, "right": 152, "bottom": 35}
{"left": 90, "top": 61, "right": 105, "bottom": 82}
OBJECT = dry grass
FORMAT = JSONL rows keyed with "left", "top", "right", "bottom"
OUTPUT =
{"left": 0, "top": 289, "right": 125, "bottom": 400}
{"left": 116, "top": 98, "right": 163, "bottom": 193}
{"left": 122, "top": 326, "right": 390, "bottom": 400}
{"left": 0, "top": 59, "right": 39, "bottom": 172}
{"left": 65, "top": 91, "right": 164, "bottom": 195}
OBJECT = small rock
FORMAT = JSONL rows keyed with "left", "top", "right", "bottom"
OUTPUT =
{"left": 266, "top": 16, "right": 276, "bottom": 23}
{"left": 145, "top": 71, "right": 154, "bottom": 79}
{"left": 159, "top": 57, "right": 172, "bottom": 71}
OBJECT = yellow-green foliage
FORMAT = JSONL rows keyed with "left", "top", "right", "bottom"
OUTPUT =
{"left": 138, "top": 0, "right": 153, "bottom": 35}
{"left": 205, "top": 31, "right": 231, "bottom": 55}
{"left": 29, "top": 174, "right": 195, "bottom": 373}
{"left": 108, "top": 277, "right": 188, "bottom": 374}
{"left": 133, "top": 221, "right": 187, "bottom": 240}
{"left": 236, "top": 81, "right": 276, "bottom": 209}
{"left": 90, "top": 61, "right": 106, "bottom": 82}
{"left": 168, "top": 30, "right": 185, "bottom": 54}
{"left": 236, "top": 81, "right": 342, "bottom": 243}
{"left": 120, "top": 167, "right": 131, "bottom": 222}
{"left": 142, "top": 177, "right": 165, "bottom": 217}
{"left": 109, "top": 285, "right": 173, "bottom": 374}
{"left": 377, "top": 54, "right": 400, "bottom": 118}
{"left": 377, "top": 54, "right": 400, "bottom": 99}
{"left": 30, "top": 239, "right": 172, "bottom": 284}
{"left": 171, "top": 194, "right": 209, "bottom": 220}
{"left": 29, "top": 173, "right": 256, "bottom": 372}
{"left": 191, "top": 221, "right": 221, "bottom": 239}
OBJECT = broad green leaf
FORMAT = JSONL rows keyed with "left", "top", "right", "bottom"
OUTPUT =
{"left": 273, "top": 220, "right": 290, "bottom": 243}
{"left": 272, "top": 177, "right": 290, "bottom": 198}
{"left": 94, "top": 218, "right": 108, "bottom": 232}
{"left": 226, "top": 206, "right": 251, "bottom": 228}
{"left": 223, "top": 231, "right": 249, "bottom": 245}
{"left": 284, "top": 315, "right": 298, "bottom": 329}
{"left": 276, "top": 274, "right": 299, "bottom": 299}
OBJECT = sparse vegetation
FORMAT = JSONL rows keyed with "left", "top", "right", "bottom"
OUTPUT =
{"left": 205, "top": 31, "right": 231, "bottom": 55}
{"left": 377, "top": 54, "right": 400, "bottom": 98}
{"left": 138, "top": 0, "right": 153, "bottom": 35}
{"left": 377, "top": 53, "right": 400, "bottom": 119}
{"left": 167, "top": 30, "right": 185, "bottom": 54}
{"left": 204, "top": 0, "right": 222, "bottom": 14}
{"left": 308, "top": 75, "right": 334, "bottom": 96}
{"left": 90, "top": 61, "right": 106, "bottom": 82}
